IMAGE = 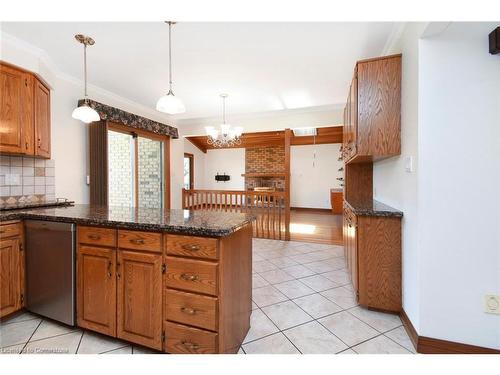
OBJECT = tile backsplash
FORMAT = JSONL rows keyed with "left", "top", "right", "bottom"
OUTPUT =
{"left": 0, "top": 155, "right": 55, "bottom": 205}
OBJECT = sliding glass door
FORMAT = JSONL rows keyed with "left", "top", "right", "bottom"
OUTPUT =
{"left": 107, "top": 124, "right": 167, "bottom": 209}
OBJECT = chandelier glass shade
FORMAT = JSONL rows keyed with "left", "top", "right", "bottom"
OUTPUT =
{"left": 205, "top": 94, "right": 243, "bottom": 147}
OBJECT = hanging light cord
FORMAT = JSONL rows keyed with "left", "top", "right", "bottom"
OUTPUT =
{"left": 168, "top": 21, "right": 173, "bottom": 93}
{"left": 83, "top": 42, "right": 88, "bottom": 101}
{"left": 222, "top": 96, "right": 226, "bottom": 124}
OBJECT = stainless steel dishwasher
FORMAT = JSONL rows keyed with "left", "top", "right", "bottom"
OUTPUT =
{"left": 24, "top": 220, "right": 76, "bottom": 326}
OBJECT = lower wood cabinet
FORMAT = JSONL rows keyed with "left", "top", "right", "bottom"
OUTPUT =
{"left": 343, "top": 202, "right": 401, "bottom": 312}
{"left": 117, "top": 250, "right": 163, "bottom": 350}
{"left": 76, "top": 224, "right": 252, "bottom": 353}
{"left": 76, "top": 246, "right": 116, "bottom": 336}
{"left": 0, "top": 222, "right": 24, "bottom": 318}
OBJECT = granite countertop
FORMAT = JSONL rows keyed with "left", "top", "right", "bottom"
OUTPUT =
{"left": 0, "top": 199, "right": 74, "bottom": 211}
{"left": 0, "top": 204, "right": 256, "bottom": 237}
{"left": 345, "top": 200, "right": 403, "bottom": 217}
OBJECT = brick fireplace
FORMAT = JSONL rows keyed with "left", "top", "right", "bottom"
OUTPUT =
{"left": 244, "top": 146, "right": 285, "bottom": 190}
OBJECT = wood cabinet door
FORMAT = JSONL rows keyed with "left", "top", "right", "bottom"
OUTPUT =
{"left": 77, "top": 246, "right": 116, "bottom": 336}
{"left": 0, "top": 238, "right": 22, "bottom": 318}
{"left": 0, "top": 64, "right": 30, "bottom": 155}
{"left": 117, "top": 250, "right": 162, "bottom": 350}
{"left": 34, "top": 79, "right": 50, "bottom": 158}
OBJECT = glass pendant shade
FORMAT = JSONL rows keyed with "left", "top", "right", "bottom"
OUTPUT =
{"left": 156, "top": 91, "right": 186, "bottom": 114}
{"left": 71, "top": 103, "right": 100, "bottom": 124}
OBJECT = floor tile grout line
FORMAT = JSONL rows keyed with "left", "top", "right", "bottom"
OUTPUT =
{"left": 19, "top": 318, "right": 43, "bottom": 354}
{"left": 99, "top": 344, "right": 131, "bottom": 354}
{"left": 75, "top": 330, "right": 86, "bottom": 354}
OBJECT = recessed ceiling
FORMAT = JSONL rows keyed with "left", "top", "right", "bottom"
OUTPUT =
{"left": 1, "top": 22, "right": 397, "bottom": 120}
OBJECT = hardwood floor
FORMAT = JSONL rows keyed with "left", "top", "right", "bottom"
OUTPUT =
{"left": 289, "top": 208, "right": 343, "bottom": 245}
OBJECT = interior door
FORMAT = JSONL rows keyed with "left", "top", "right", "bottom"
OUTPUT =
{"left": 0, "top": 238, "right": 21, "bottom": 318}
{"left": 77, "top": 246, "right": 116, "bottom": 336}
{"left": 117, "top": 250, "right": 162, "bottom": 350}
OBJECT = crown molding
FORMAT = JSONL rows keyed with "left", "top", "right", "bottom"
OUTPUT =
{"left": 1, "top": 31, "right": 173, "bottom": 125}
{"left": 381, "top": 22, "right": 407, "bottom": 55}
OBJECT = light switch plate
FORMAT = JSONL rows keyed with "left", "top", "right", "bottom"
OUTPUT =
{"left": 404, "top": 156, "right": 413, "bottom": 173}
{"left": 484, "top": 295, "right": 500, "bottom": 314}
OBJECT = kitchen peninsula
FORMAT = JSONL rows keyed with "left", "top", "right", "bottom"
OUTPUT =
{"left": 0, "top": 205, "right": 254, "bottom": 354}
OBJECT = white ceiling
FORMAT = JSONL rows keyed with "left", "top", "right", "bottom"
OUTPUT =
{"left": 1, "top": 22, "right": 398, "bottom": 120}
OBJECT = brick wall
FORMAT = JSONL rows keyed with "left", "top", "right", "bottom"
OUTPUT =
{"left": 244, "top": 146, "right": 285, "bottom": 190}
{"left": 108, "top": 131, "right": 134, "bottom": 206}
{"left": 138, "top": 137, "right": 162, "bottom": 209}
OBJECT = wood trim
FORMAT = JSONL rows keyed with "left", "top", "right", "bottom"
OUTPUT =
{"left": 284, "top": 128, "right": 291, "bottom": 241}
{"left": 89, "top": 121, "right": 109, "bottom": 205}
{"left": 184, "top": 153, "right": 194, "bottom": 190}
{"left": 290, "top": 207, "right": 332, "bottom": 213}
{"left": 400, "top": 309, "right": 500, "bottom": 354}
{"left": 186, "top": 126, "right": 343, "bottom": 153}
{"left": 164, "top": 136, "right": 171, "bottom": 209}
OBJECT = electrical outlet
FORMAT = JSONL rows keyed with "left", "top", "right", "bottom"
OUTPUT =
{"left": 484, "top": 295, "right": 500, "bottom": 315}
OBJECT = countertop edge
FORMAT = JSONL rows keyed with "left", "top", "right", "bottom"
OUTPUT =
{"left": 0, "top": 212, "right": 255, "bottom": 237}
{"left": 344, "top": 199, "right": 403, "bottom": 218}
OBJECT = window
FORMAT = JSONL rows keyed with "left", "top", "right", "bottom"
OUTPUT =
{"left": 107, "top": 123, "right": 169, "bottom": 208}
{"left": 183, "top": 153, "right": 194, "bottom": 190}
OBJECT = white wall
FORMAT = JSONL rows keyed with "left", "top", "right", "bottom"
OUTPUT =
{"left": 204, "top": 149, "right": 245, "bottom": 191}
{"left": 1, "top": 31, "right": 178, "bottom": 206}
{"left": 183, "top": 139, "right": 207, "bottom": 189}
{"left": 417, "top": 22, "right": 500, "bottom": 349}
{"left": 291, "top": 143, "right": 342, "bottom": 209}
{"left": 373, "top": 22, "right": 427, "bottom": 332}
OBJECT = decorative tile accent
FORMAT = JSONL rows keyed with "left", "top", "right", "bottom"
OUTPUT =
{"left": 0, "top": 156, "right": 56, "bottom": 203}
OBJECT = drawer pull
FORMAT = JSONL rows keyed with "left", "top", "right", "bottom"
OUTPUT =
{"left": 180, "top": 273, "right": 199, "bottom": 282}
{"left": 180, "top": 307, "right": 197, "bottom": 315}
{"left": 88, "top": 234, "right": 101, "bottom": 240}
{"left": 181, "top": 244, "right": 200, "bottom": 252}
{"left": 181, "top": 341, "right": 199, "bottom": 350}
{"left": 130, "top": 238, "right": 145, "bottom": 245}
{"left": 107, "top": 261, "right": 112, "bottom": 278}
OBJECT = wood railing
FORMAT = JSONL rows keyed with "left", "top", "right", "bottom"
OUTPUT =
{"left": 182, "top": 189, "right": 290, "bottom": 240}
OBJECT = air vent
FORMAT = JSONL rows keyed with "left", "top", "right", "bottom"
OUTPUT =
{"left": 292, "top": 127, "right": 317, "bottom": 136}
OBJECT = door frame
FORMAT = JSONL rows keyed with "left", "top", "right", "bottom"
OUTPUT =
{"left": 183, "top": 152, "right": 194, "bottom": 190}
{"left": 107, "top": 122, "right": 170, "bottom": 209}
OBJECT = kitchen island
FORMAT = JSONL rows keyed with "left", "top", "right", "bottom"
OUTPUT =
{"left": 0, "top": 205, "right": 255, "bottom": 354}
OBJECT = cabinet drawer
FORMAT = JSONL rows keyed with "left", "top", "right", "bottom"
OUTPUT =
{"left": 118, "top": 230, "right": 161, "bottom": 253}
{"left": 0, "top": 222, "right": 22, "bottom": 238}
{"left": 165, "top": 234, "right": 218, "bottom": 260}
{"left": 165, "top": 289, "right": 217, "bottom": 331}
{"left": 77, "top": 226, "right": 116, "bottom": 247}
{"left": 165, "top": 257, "right": 218, "bottom": 296}
{"left": 164, "top": 321, "right": 217, "bottom": 354}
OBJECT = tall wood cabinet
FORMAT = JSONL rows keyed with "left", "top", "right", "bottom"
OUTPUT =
{"left": 0, "top": 221, "right": 24, "bottom": 318}
{"left": 342, "top": 54, "right": 403, "bottom": 313}
{"left": 0, "top": 62, "right": 51, "bottom": 158}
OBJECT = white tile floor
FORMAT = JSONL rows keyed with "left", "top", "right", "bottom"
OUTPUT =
{"left": 0, "top": 238, "right": 415, "bottom": 354}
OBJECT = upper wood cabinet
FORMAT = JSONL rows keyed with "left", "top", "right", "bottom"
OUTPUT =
{"left": 343, "top": 54, "right": 401, "bottom": 163}
{"left": 0, "top": 62, "right": 51, "bottom": 159}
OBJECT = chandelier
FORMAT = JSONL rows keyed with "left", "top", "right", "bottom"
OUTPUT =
{"left": 205, "top": 94, "right": 243, "bottom": 148}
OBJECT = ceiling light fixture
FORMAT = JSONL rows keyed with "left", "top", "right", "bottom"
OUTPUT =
{"left": 71, "top": 34, "right": 100, "bottom": 124}
{"left": 205, "top": 94, "right": 243, "bottom": 148}
{"left": 156, "top": 21, "right": 186, "bottom": 114}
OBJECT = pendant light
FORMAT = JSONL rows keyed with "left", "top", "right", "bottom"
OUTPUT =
{"left": 71, "top": 34, "right": 100, "bottom": 124}
{"left": 156, "top": 21, "right": 186, "bottom": 114}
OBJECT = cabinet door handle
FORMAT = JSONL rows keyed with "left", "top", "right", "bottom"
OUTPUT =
{"left": 107, "top": 261, "right": 112, "bottom": 278}
{"left": 130, "top": 238, "right": 145, "bottom": 245}
{"left": 25, "top": 141, "right": 29, "bottom": 150}
{"left": 181, "top": 341, "right": 199, "bottom": 350}
{"left": 181, "top": 244, "right": 200, "bottom": 252}
{"left": 180, "top": 273, "right": 198, "bottom": 282}
{"left": 180, "top": 307, "right": 197, "bottom": 315}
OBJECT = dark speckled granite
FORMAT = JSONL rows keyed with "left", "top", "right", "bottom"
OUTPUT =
{"left": 0, "top": 205, "right": 255, "bottom": 237}
{"left": 345, "top": 200, "right": 403, "bottom": 217}
{"left": 0, "top": 200, "right": 74, "bottom": 211}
